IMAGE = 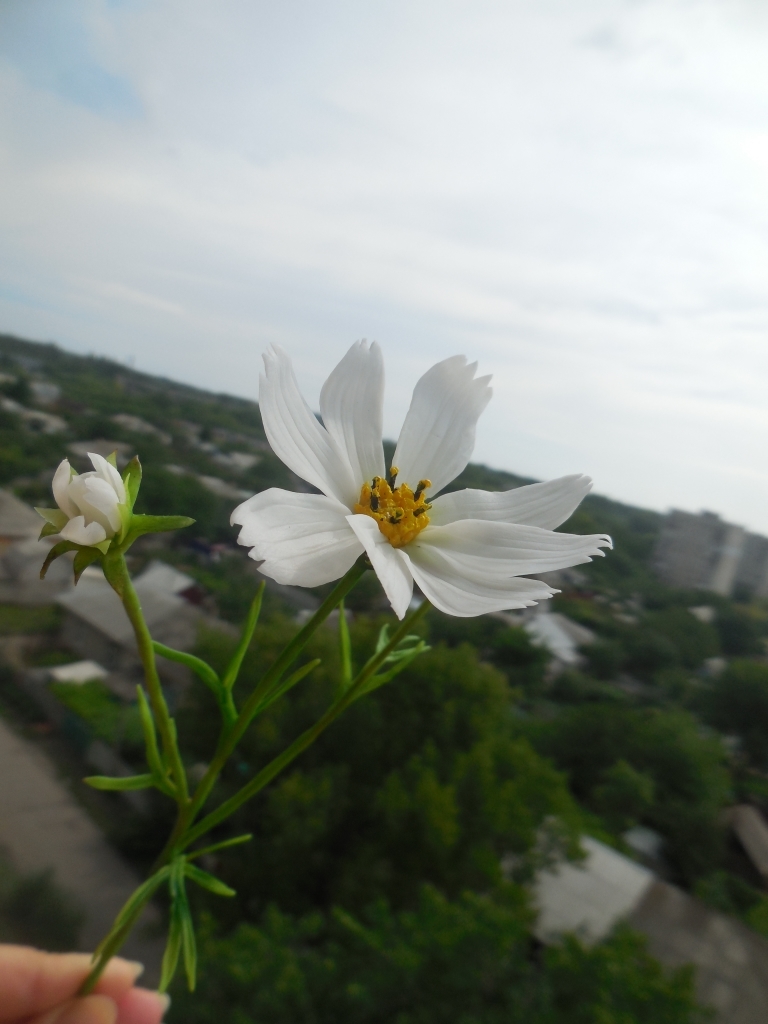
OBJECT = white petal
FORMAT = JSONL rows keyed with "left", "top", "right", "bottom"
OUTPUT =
{"left": 231, "top": 488, "right": 362, "bottom": 587}
{"left": 404, "top": 543, "right": 557, "bottom": 617}
{"left": 319, "top": 341, "right": 385, "bottom": 488}
{"left": 392, "top": 356, "right": 492, "bottom": 496}
{"left": 429, "top": 475, "right": 593, "bottom": 530}
{"left": 67, "top": 475, "right": 118, "bottom": 535}
{"left": 82, "top": 477, "right": 122, "bottom": 533}
{"left": 260, "top": 346, "right": 358, "bottom": 507}
{"left": 415, "top": 519, "right": 612, "bottom": 578}
{"left": 346, "top": 514, "right": 413, "bottom": 620}
{"left": 52, "top": 459, "right": 78, "bottom": 519}
{"left": 60, "top": 516, "right": 107, "bottom": 546}
{"left": 88, "top": 452, "right": 126, "bottom": 504}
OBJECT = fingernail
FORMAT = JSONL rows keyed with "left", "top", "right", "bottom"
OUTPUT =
{"left": 158, "top": 993, "right": 171, "bottom": 1015}
{"left": 126, "top": 960, "right": 145, "bottom": 980}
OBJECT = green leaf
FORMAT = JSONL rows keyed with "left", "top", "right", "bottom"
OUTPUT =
{"left": 168, "top": 857, "right": 196, "bottom": 993}
{"left": 102, "top": 866, "right": 170, "bottom": 946}
{"left": 106, "top": 450, "right": 119, "bottom": 470}
{"left": 374, "top": 623, "right": 391, "bottom": 656}
{"left": 222, "top": 582, "right": 265, "bottom": 692}
{"left": 39, "top": 541, "right": 79, "bottom": 579}
{"left": 124, "top": 514, "right": 195, "bottom": 547}
{"left": 256, "top": 659, "right": 321, "bottom": 714}
{"left": 186, "top": 833, "right": 253, "bottom": 861}
{"left": 356, "top": 642, "right": 430, "bottom": 698}
{"left": 122, "top": 455, "right": 142, "bottom": 509}
{"left": 84, "top": 773, "right": 155, "bottom": 791}
{"left": 180, "top": 895, "right": 197, "bottom": 992}
{"left": 159, "top": 902, "right": 183, "bottom": 994}
{"left": 153, "top": 642, "right": 221, "bottom": 698}
{"left": 184, "top": 862, "right": 236, "bottom": 897}
{"left": 337, "top": 600, "right": 353, "bottom": 695}
{"left": 73, "top": 547, "right": 101, "bottom": 583}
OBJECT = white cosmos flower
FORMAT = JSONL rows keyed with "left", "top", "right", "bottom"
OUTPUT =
{"left": 52, "top": 454, "right": 127, "bottom": 547}
{"left": 231, "top": 343, "right": 612, "bottom": 619}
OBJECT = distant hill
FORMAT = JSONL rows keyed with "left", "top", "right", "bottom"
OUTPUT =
{"left": 0, "top": 331, "right": 662, "bottom": 591}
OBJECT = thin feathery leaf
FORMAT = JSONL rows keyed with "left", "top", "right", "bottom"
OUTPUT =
{"left": 84, "top": 773, "right": 154, "bottom": 791}
{"left": 153, "top": 642, "right": 221, "bottom": 697}
{"left": 222, "top": 583, "right": 265, "bottom": 692}
{"left": 185, "top": 862, "right": 236, "bottom": 898}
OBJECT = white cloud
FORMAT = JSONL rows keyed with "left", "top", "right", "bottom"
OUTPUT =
{"left": 1, "top": 0, "right": 768, "bottom": 530}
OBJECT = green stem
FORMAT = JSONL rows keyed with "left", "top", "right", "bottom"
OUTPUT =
{"left": 180, "top": 599, "right": 429, "bottom": 850}
{"left": 116, "top": 559, "right": 190, "bottom": 805}
{"left": 177, "top": 557, "right": 368, "bottom": 833}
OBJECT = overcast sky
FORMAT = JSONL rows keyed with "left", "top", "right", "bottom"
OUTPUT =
{"left": 2, "top": 0, "right": 768, "bottom": 531}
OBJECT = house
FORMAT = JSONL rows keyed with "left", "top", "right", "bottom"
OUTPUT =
{"left": 0, "top": 490, "right": 74, "bottom": 604}
{"left": 533, "top": 835, "right": 768, "bottom": 1024}
{"left": 524, "top": 605, "right": 595, "bottom": 669}
{"left": 56, "top": 561, "right": 207, "bottom": 688}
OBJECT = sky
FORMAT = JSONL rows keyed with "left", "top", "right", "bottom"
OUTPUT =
{"left": 2, "top": 0, "right": 768, "bottom": 531}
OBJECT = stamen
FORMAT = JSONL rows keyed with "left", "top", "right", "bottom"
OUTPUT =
{"left": 353, "top": 471, "right": 431, "bottom": 548}
{"left": 414, "top": 478, "right": 432, "bottom": 501}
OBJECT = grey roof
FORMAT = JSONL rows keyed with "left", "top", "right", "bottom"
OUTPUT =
{"left": 0, "top": 490, "right": 44, "bottom": 540}
{"left": 728, "top": 804, "right": 768, "bottom": 880}
{"left": 533, "top": 835, "right": 768, "bottom": 1024}
{"left": 57, "top": 564, "right": 199, "bottom": 647}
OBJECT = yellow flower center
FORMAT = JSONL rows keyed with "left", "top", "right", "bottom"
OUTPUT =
{"left": 353, "top": 468, "right": 432, "bottom": 548}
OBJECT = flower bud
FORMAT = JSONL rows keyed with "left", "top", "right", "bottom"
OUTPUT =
{"left": 52, "top": 453, "right": 127, "bottom": 547}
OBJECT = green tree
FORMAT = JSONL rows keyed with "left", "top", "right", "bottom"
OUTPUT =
{"left": 703, "top": 660, "right": 768, "bottom": 768}
{"left": 524, "top": 705, "right": 729, "bottom": 883}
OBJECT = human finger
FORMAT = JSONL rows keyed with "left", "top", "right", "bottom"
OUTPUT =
{"left": 116, "top": 988, "right": 171, "bottom": 1024}
{"left": 27, "top": 994, "right": 117, "bottom": 1024}
{"left": 0, "top": 946, "right": 142, "bottom": 1021}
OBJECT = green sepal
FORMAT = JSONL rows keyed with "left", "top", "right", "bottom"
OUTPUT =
{"left": 117, "top": 503, "right": 132, "bottom": 543}
{"left": 73, "top": 547, "right": 101, "bottom": 584}
{"left": 122, "top": 455, "right": 142, "bottom": 510}
{"left": 36, "top": 507, "right": 68, "bottom": 536}
{"left": 40, "top": 541, "right": 79, "bottom": 579}
{"left": 185, "top": 862, "right": 236, "bottom": 898}
{"left": 106, "top": 450, "right": 119, "bottom": 470}
{"left": 122, "top": 514, "right": 195, "bottom": 548}
{"left": 38, "top": 521, "right": 62, "bottom": 540}
{"left": 153, "top": 642, "right": 221, "bottom": 699}
{"left": 84, "top": 773, "right": 155, "bottom": 791}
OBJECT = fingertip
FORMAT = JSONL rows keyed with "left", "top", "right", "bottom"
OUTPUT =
{"left": 93, "top": 957, "right": 145, "bottom": 1001}
{"left": 116, "top": 987, "right": 171, "bottom": 1024}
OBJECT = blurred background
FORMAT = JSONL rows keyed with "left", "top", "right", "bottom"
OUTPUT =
{"left": 2, "top": 2, "right": 768, "bottom": 1022}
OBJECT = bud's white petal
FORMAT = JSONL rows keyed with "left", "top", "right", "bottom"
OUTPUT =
{"left": 60, "top": 515, "right": 108, "bottom": 546}
{"left": 52, "top": 459, "right": 78, "bottom": 519}
{"left": 82, "top": 477, "right": 123, "bottom": 533}
{"left": 67, "top": 475, "right": 118, "bottom": 537}
{"left": 88, "top": 452, "right": 126, "bottom": 504}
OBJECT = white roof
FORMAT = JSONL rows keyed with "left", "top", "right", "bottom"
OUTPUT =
{"left": 136, "top": 560, "right": 195, "bottom": 597}
{"left": 49, "top": 660, "right": 108, "bottom": 684}
{"left": 533, "top": 836, "right": 654, "bottom": 944}
{"left": 525, "top": 610, "right": 595, "bottom": 666}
